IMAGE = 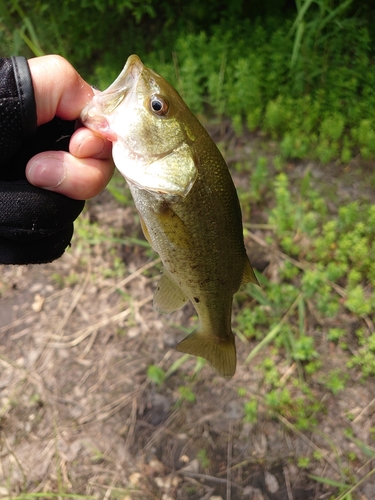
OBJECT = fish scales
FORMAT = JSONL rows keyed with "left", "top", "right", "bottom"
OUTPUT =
{"left": 80, "top": 54, "right": 258, "bottom": 378}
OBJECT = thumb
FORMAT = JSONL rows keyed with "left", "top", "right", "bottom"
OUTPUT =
{"left": 28, "top": 55, "right": 94, "bottom": 126}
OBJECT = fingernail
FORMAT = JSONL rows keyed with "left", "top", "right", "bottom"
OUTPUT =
{"left": 28, "top": 157, "right": 66, "bottom": 188}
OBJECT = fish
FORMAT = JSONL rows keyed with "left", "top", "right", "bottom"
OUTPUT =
{"left": 80, "top": 54, "right": 258, "bottom": 378}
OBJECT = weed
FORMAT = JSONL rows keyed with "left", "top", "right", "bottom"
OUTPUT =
{"left": 147, "top": 365, "right": 166, "bottom": 386}
{"left": 237, "top": 387, "right": 247, "bottom": 398}
{"left": 243, "top": 398, "right": 258, "bottom": 424}
{"left": 249, "top": 156, "right": 269, "bottom": 202}
{"left": 297, "top": 456, "right": 310, "bottom": 469}
{"left": 178, "top": 386, "right": 196, "bottom": 403}
{"left": 196, "top": 449, "right": 210, "bottom": 469}
{"left": 322, "top": 370, "right": 349, "bottom": 395}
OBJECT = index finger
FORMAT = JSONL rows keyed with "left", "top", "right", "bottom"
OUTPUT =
{"left": 28, "top": 55, "right": 94, "bottom": 126}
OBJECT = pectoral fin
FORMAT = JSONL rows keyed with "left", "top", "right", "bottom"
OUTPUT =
{"left": 138, "top": 213, "right": 155, "bottom": 249}
{"left": 154, "top": 269, "right": 189, "bottom": 313}
{"left": 154, "top": 207, "right": 192, "bottom": 250}
{"left": 241, "top": 256, "right": 259, "bottom": 286}
{"left": 137, "top": 204, "right": 191, "bottom": 251}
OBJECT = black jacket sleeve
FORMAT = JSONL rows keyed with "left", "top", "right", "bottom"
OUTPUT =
{"left": 0, "top": 56, "right": 85, "bottom": 265}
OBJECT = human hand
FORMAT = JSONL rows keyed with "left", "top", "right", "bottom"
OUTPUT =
{"left": 0, "top": 55, "right": 115, "bottom": 264}
{"left": 26, "top": 55, "right": 114, "bottom": 200}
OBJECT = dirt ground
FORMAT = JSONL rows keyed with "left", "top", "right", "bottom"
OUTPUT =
{"left": 1, "top": 135, "right": 375, "bottom": 500}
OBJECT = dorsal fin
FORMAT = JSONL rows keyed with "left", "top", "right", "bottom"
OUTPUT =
{"left": 241, "top": 256, "right": 259, "bottom": 286}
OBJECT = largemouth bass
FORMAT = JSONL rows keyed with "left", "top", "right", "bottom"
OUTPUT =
{"left": 81, "top": 55, "right": 258, "bottom": 378}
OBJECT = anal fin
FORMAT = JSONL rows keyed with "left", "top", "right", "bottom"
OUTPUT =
{"left": 154, "top": 269, "right": 189, "bottom": 313}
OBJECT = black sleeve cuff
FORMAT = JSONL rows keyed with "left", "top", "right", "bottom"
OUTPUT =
{"left": 12, "top": 56, "right": 37, "bottom": 137}
{"left": 0, "top": 56, "right": 38, "bottom": 167}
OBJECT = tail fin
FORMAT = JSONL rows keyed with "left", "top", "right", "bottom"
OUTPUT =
{"left": 176, "top": 330, "right": 236, "bottom": 379}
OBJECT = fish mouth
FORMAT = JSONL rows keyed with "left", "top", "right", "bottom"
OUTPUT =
{"left": 80, "top": 55, "right": 145, "bottom": 139}
{"left": 94, "top": 54, "right": 145, "bottom": 115}
{"left": 104, "top": 55, "right": 144, "bottom": 97}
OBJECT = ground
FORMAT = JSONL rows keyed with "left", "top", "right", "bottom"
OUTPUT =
{"left": 1, "top": 133, "right": 375, "bottom": 500}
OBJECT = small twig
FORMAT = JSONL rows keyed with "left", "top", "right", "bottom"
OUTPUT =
{"left": 88, "top": 481, "right": 145, "bottom": 496}
{"left": 59, "top": 458, "right": 72, "bottom": 492}
{"left": 1, "top": 431, "right": 27, "bottom": 487}
{"left": 279, "top": 362, "right": 297, "bottom": 385}
{"left": 124, "top": 397, "right": 138, "bottom": 449}
{"left": 78, "top": 327, "right": 98, "bottom": 358}
{"left": 193, "top": 411, "right": 223, "bottom": 426}
{"left": 105, "top": 257, "right": 161, "bottom": 298}
{"left": 45, "top": 258, "right": 159, "bottom": 344}
{"left": 363, "top": 314, "right": 375, "bottom": 333}
{"left": 103, "top": 487, "right": 112, "bottom": 500}
{"left": 78, "top": 392, "right": 136, "bottom": 425}
{"left": 200, "top": 487, "right": 216, "bottom": 500}
{"left": 353, "top": 397, "right": 375, "bottom": 424}
{"left": 178, "top": 470, "right": 243, "bottom": 490}
{"left": 227, "top": 421, "right": 234, "bottom": 500}
{"left": 283, "top": 465, "right": 294, "bottom": 500}
{"left": 54, "top": 271, "right": 91, "bottom": 338}
{"left": 355, "top": 458, "right": 374, "bottom": 477}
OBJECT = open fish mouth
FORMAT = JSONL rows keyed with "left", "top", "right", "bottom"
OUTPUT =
{"left": 96, "top": 57, "right": 143, "bottom": 114}
{"left": 81, "top": 55, "right": 145, "bottom": 134}
{"left": 102, "top": 55, "right": 144, "bottom": 103}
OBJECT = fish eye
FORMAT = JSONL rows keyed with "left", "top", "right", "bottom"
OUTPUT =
{"left": 150, "top": 95, "right": 169, "bottom": 116}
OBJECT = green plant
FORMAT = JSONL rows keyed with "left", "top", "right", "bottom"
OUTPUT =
{"left": 147, "top": 365, "right": 166, "bottom": 386}
{"left": 323, "top": 369, "right": 349, "bottom": 395}
{"left": 196, "top": 449, "right": 210, "bottom": 469}
{"left": 297, "top": 456, "right": 310, "bottom": 468}
{"left": 249, "top": 156, "right": 270, "bottom": 202}
{"left": 327, "top": 328, "right": 346, "bottom": 343}
{"left": 243, "top": 398, "right": 258, "bottom": 424}
{"left": 178, "top": 385, "right": 196, "bottom": 403}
